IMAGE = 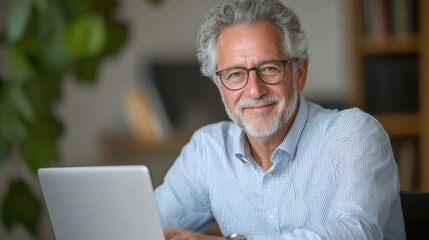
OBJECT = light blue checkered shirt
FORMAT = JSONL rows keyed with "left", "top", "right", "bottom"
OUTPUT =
{"left": 155, "top": 94, "right": 406, "bottom": 239}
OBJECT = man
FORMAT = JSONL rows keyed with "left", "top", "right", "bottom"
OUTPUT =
{"left": 155, "top": 0, "right": 406, "bottom": 239}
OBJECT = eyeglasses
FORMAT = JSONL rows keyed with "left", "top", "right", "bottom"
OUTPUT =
{"left": 215, "top": 58, "right": 297, "bottom": 91}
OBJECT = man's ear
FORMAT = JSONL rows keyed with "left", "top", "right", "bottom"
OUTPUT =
{"left": 296, "top": 59, "right": 309, "bottom": 93}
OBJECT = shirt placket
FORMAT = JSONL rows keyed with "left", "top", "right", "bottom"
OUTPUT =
{"left": 261, "top": 151, "right": 283, "bottom": 233}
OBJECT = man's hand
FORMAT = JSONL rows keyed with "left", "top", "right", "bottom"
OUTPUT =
{"left": 164, "top": 228, "right": 226, "bottom": 240}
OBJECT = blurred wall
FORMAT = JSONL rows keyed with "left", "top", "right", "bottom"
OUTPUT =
{"left": 56, "top": 0, "right": 351, "bottom": 166}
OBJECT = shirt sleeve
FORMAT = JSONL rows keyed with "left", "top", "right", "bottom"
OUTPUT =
{"left": 246, "top": 112, "right": 405, "bottom": 240}
{"left": 154, "top": 132, "right": 215, "bottom": 232}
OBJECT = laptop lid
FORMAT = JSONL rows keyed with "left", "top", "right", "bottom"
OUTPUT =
{"left": 38, "top": 165, "right": 165, "bottom": 240}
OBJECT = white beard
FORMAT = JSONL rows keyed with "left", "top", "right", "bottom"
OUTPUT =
{"left": 222, "top": 82, "right": 299, "bottom": 139}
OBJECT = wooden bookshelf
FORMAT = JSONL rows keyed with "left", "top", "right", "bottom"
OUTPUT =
{"left": 350, "top": 0, "right": 429, "bottom": 191}
{"left": 99, "top": 132, "right": 193, "bottom": 189}
{"left": 419, "top": 0, "right": 429, "bottom": 191}
{"left": 360, "top": 34, "right": 419, "bottom": 55}
{"left": 101, "top": 131, "right": 192, "bottom": 153}
{"left": 373, "top": 113, "right": 419, "bottom": 137}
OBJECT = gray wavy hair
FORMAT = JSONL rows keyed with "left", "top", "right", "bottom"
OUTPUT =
{"left": 197, "top": 0, "right": 309, "bottom": 79}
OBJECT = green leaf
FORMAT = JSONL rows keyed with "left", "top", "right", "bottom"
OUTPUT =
{"left": 5, "top": 46, "right": 36, "bottom": 82}
{"left": 46, "top": 0, "right": 66, "bottom": 34}
{"left": 0, "top": 81, "right": 40, "bottom": 141}
{"left": 35, "top": 74, "right": 62, "bottom": 104}
{"left": 63, "top": 13, "right": 106, "bottom": 58}
{"left": 0, "top": 79, "right": 12, "bottom": 164}
{"left": 0, "top": 31, "right": 5, "bottom": 44}
{"left": 19, "top": 112, "right": 63, "bottom": 172}
{"left": 76, "top": 0, "right": 118, "bottom": 14}
{"left": 0, "top": 132, "right": 12, "bottom": 165}
{"left": 72, "top": 18, "right": 128, "bottom": 82}
{"left": 74, "top": 57, "right": 100, "bottom": 82}
{"left": 148, "top": 0, "right": 164, "bottom": 6}
{"left": 33, "top": 0, "right": 48, "bottom": 13}
{"left": 85, "top": 15, "right": 106, "bottom": 56}
{"left": 10, "top": 84, "right": 35, "bottom": 122}
{"left": 0, "top": 87, "right": 29, "bottom": 141}
{"left": 1, "top": 179, "right": 42, "bottom": 235}
{"left": 35, "top": 0, "right": 65, "bottom": 41}
{"left": 6, "top": 0, "right": 34, "bottom": 42}
{"left": 20, "top": 136, "right": 61, "bottom": 173}
{"left": 40, "top": 34, "right": 71, "bottom": 77}
{"left": 103, "top": 19, "right": 128, "bottom": 56}
{"left": 0, "top": 114, "right": 27, "bottom": 141}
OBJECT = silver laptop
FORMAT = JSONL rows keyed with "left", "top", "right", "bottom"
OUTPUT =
{"left": 38, "top": 165, "right": 165, "bottom": 240}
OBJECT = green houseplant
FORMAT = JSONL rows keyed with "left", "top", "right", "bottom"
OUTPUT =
{"left": 0, "top": 0, "right": 173, "bottom": 237}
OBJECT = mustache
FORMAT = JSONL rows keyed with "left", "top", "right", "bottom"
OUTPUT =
{"left": 236, "top": 95, "right": 281, "bottom": 110}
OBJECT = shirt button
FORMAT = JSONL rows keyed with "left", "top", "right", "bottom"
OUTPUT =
{"left": 266, "top": 172, "right": 273, "bottom": 179}
{"left": 269, "top": 214, "right": 275, "bottom": 220}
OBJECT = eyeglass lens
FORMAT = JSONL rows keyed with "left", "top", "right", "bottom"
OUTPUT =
{"left": 219, "top": 61, "right": 285, "bottom": 90}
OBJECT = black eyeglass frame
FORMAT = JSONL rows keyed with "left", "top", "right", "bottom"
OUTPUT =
{"left": 215, "top": 58, "right": 298, "bottom": 91}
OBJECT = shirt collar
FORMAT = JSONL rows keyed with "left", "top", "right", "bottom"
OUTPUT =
{"left": 232, "top": 93, "right": 309, "bottom": 162}
{"left": 277, "top": 93, "right": 308, "bottom": 159}
{"left": 233, "top": 128, "right": 251, "bottom": 163}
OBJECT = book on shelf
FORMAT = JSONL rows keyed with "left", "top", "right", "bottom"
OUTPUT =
{"left": 390, "top": 0, "right": 418, "bottom": 35}
{"left": 361, "top": 0, "right": 417, "bottom": 37}
{"left": 121, "top": 89, "right": 171, "bottom": 143}
{"left": 363, "top": 54, "right": 418, "bottom": 113}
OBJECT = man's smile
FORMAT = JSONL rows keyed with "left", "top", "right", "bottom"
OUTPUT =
{"left": 243, "top": 102, "right": 276, "bottom": 113}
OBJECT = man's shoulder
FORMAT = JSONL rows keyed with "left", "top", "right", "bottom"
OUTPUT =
{"left": 306, "top": 103, "right": 383, "bottom": 135}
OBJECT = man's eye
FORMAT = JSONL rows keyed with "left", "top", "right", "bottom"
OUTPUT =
{"left": 228, "top": 72, "right": 242, "bottom": 78}
{"left": 262, "top": 66, "right": 277, "bottom": 72}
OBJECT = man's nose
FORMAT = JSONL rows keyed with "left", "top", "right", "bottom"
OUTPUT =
{"left": 246, "top": 70, "right": 267, "bottom": 98}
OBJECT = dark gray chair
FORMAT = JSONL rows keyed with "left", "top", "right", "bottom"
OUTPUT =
{"left": 400, "top": 191, "right": 429, "bottom": 239}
